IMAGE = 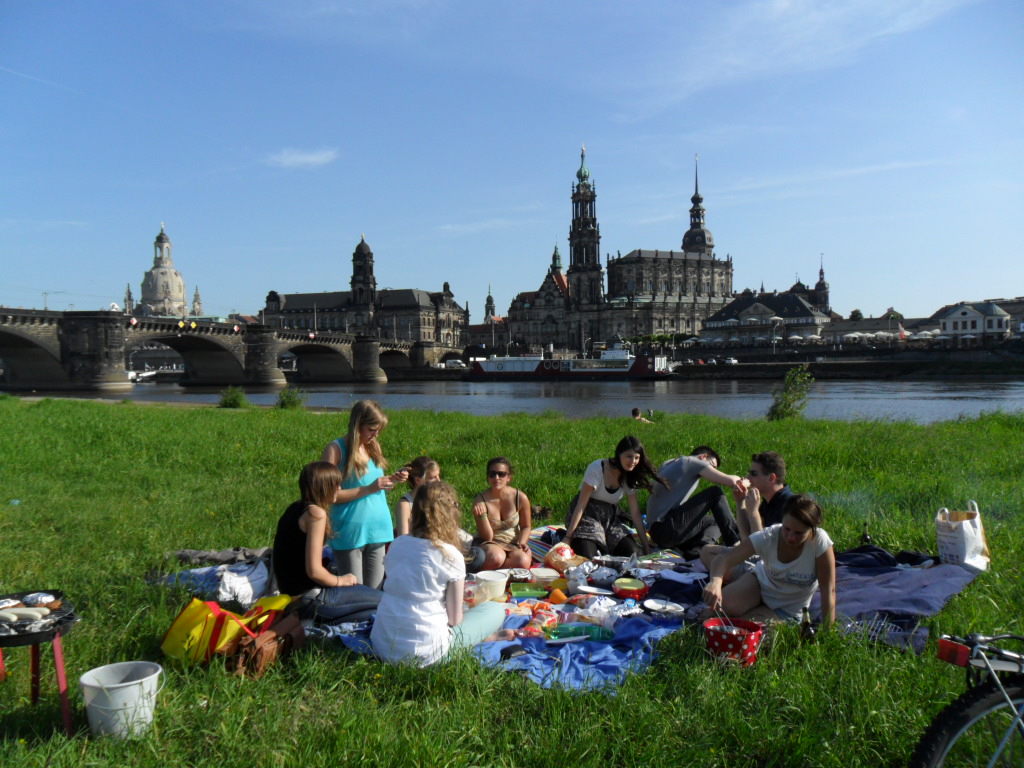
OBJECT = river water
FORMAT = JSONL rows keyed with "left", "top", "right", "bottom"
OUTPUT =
{"left": 70, "top": 378, "right": 1024, "bottom": 423}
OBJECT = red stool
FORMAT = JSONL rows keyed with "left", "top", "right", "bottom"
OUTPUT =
{"left": 0, "top": 623, "right": 75, "bottom": 737}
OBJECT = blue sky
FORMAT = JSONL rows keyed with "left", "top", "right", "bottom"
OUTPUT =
{"left": 2, "top": 0, "right": 1021, "bottom": 321}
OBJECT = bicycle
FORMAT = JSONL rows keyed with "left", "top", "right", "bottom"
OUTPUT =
{"left": 908, "top": 632, "right": 1024, "bottom": 767}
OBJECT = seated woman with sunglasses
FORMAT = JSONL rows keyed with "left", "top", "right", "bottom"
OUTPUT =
{"left": 471, "top": 457, "right": 533, "bottom": 570}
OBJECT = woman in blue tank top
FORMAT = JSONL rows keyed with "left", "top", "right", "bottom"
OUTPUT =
{"left": 321, "top": 400, "right": 408, "bottom": 589}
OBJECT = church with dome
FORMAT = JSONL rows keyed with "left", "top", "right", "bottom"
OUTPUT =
{"left": 127, "top": 225, "right": 201, "bottom": 318}
{"left": 503, "top": 149, "right": 735, "bottom": 353}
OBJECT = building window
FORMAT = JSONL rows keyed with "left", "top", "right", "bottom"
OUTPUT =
{"left": 953, "top": 321, "right": 958, "bottom": 331}
{"left": 971, "top": 320, "right": 977, "bottom": 330}
{"left": 987, "top": 319, "right": 993, "bottom": 329}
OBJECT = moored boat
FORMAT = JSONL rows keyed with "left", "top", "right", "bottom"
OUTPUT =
{"left": 468, "top": 342, "right": 669, "bottom": 381}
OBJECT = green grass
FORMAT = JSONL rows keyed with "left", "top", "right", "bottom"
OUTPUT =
{"left": 0, "top": 398, "right": 1022, "bottom": 767}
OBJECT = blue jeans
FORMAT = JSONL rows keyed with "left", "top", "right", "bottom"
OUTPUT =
{"left": 307, "top": 584, "right": 384, "bottom": 625}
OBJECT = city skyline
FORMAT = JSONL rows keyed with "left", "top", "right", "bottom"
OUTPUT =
{"left": 2, "top": 1, "right": 1022, "bottom": 322}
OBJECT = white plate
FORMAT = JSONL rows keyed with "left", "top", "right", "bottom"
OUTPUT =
{"left": 643, "top": 598, "right": 685, "bottom": 615}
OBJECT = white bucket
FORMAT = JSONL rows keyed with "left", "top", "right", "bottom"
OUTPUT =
{"left": 79, "top": 661, "right": 164, "bottom": 738}
{"left": 475, "top": 571, "right": 508, "bottom": 601}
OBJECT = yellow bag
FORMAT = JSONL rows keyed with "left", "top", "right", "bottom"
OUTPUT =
{"left": 161, "top": 595, "right": 293, "bottom": 664}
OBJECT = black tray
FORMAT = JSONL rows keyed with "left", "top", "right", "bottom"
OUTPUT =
{"left": 0, "top": 590, "right": 76, "bottom": 647}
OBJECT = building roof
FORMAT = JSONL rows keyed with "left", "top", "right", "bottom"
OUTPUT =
{"left": 704, "top": 292, "right": 830, "bottom": 324}
{"left": 933, "top": 301, "right": 1011, "bottom": 320}
{"left": 279, "top": 291, "right": 351, "bottom": 311}
{"left": 616, "top": 249, "right": 721, "bottom": 263}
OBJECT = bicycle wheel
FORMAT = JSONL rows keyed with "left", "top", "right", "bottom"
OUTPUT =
{"left": 908, "top": 674, "right": 1024, "bottom": 767}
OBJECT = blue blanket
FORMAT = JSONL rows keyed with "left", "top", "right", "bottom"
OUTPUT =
{"left": 473, "top": 616, "right": 682, "bottom": 692}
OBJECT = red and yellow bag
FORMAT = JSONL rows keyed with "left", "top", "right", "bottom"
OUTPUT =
{"left": 160, "top": 594, "right": 292, "bottom": 665}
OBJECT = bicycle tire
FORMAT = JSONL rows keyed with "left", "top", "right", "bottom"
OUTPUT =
{"left": 908, "top": 674, "right": 1024, "bottom": 767}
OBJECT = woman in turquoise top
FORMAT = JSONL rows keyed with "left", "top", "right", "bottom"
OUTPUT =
{"left": 321, "top": 400, "right": 407, "bottom": 589}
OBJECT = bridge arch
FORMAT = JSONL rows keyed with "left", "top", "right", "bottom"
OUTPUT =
{"left": 280, "top": 341, "right": 355, "bottom": 382}
{"left": 0, "top": 326, "right": 71, "bottom": 389}
{"left": 379, "top": 348, "right": 413, "bottom": 371}
{"left": 132, "top": 332, "right": 246, "bottom": 384}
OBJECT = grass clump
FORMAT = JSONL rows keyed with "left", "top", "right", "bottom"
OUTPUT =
{"left": 767, "top": 363, "right": 814, "bottom": 421}
{"left": 275, "top": 387, "right": 307, "bottom": 410}
{"left": 217, "top": 385, "right": 249, "bottom": 409}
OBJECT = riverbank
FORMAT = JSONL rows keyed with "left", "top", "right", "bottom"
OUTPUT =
{"left": 1, "top": 398, "right": 1020, "bottom": 766}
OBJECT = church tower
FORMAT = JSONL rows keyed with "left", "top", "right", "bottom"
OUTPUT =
{"left": 484, "top": 285, "right": 496, "bottom": 323}
{"left": 814, "top": 257, "right": 831, "bottom": 313}
{"left": 681, "top": 157, "right": 714, "bottom": 257}
{"left": 566, "top": 146, "right": 604, "bottom": 308}
{"left": 191, "top": 286, "right": 203, "bottom": 317}
{"left": 350, "top": 235, "right": 377, "bottom": 308}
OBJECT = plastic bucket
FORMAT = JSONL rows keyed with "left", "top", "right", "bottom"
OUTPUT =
{"left": 703, "top": 618, "right": 764, "bottom": 666}
{"left": 79, "top": 661, "right": 164, "bottom": 738}
{"left": 475, "top": 571, "right": 508, "bottom": 601}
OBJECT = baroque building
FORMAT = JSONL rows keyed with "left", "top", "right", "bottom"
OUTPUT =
{"left": 137, "top": 225, "right": 189, "bottom": 317}
{"left": 261, "top": 236, "right": 468, "bottom": 347}
{"left": 506, "top": 149, "right": 734, "bottom": 352}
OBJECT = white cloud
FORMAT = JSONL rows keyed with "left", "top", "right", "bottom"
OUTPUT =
{"left": 265, "top": 148, "right": 340, "bottom": 169}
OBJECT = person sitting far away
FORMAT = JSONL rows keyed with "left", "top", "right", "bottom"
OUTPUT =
{"left": 702, "top": 495, "right": 836, "bottom": 626}
{"left": 471, "top": 457, "right": 532, "bottom": 570}
{"left": 565, "top": 435, "right": 664, "bottom": 559}
{"left": 272, "top": 462, "right": 383, "bottom": 624}
{"left": 700, "top": 450, "right": 794, "bottom": 570}
{"left": 631, "top": 407, "right": 653, "bottom": 423}
{"left": 371, "top": 481, "right": 513, "bottom": 667}
{"left": 645, "top": 446, "right": 747, "bottom": 560}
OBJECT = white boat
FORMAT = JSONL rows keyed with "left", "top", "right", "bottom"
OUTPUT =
{"left": 468, "top": 342, "right": 669, "bottom": 381}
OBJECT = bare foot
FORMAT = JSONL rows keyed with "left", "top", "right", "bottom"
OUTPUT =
{"left": 485, "top": 629, "right": 516, "bottom": 643}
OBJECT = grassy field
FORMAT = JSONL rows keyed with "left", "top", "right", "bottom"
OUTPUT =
{"left": 0, "top": 395, "right": 1021, "bottom": 767}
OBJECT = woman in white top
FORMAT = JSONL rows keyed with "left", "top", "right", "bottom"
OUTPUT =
{"left": 703, "top": 494, "right": 836, "bottom": 624}
{"left": 564, "top": 435, "right": 665, "bottom": 560}
{"left": 371, "top": 481, "right": 511, "bottom": 667}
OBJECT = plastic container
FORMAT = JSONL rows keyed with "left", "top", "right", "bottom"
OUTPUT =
{"left": 79, "top": 661, "right": 164, "bottom": 738}
{"left": 475, "top": 571, "right": 508, "bottom": 601}
{"left": 530, "top": 568, "right": 560, "bottom": 588}
{"left": 612, "top": 578, "right": 649, "bottom": 600}
{"left": 509, "top": 583, "right": 548, "bottom": 599}
{"left": 703, "top": 618, "right": 765, "bottom": 666}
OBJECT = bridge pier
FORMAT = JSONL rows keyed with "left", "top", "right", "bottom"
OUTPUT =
{"left": 243, "top": 325, "right": 287, "bottom": 387}
{"left": 60, "top": 312, "right": 133, "bottom": 393}
{"left": 352, "top": 336, "right": 387, "bottom": 382}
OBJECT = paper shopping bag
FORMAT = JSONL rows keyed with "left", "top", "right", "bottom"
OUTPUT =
{"left": 935, "top": 500, "right": 990, "bottom": 574}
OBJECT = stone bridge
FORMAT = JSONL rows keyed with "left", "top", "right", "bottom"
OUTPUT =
{"left": 0, "top": 309, "right": 462, "bottom": 392}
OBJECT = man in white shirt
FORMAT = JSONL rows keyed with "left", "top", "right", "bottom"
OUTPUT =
{"left": 645, "top": 446, "right": 748, "bottom": 559}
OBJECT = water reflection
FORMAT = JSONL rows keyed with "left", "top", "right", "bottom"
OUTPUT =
{"left": 61, "top": 378, "right": 1024, "bottom": 424}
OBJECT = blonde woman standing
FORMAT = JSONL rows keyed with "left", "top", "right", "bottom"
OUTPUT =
{"left": 321, "top": 400, "right": 407, "bottom": 589}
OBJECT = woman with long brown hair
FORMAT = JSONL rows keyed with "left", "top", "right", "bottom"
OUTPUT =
{"left": 565, "top": 435, "right": 664, "bottom": 559}
{"left": 321, "top": 400, "right": 407, "bottom": 589}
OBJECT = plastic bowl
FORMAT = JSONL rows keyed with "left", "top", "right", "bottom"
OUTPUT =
{"left": 475, "top": 571, "right": 508, "bottom": 601}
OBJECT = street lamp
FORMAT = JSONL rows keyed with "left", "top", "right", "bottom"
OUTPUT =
{"left": 583, "top": 337, "right": 591, "bottom": 358}
{"left": 769, "top": 316, "right": 784, "bottom": 356}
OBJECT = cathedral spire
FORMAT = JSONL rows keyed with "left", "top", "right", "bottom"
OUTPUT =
{"left": 576, "top": 144, "right": 590, "bottom": 184}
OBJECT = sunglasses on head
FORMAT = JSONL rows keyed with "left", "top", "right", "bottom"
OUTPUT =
{"left": 488, "top": 470, "right": 509, "bottom": 478}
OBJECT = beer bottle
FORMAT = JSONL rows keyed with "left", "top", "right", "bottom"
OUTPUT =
{"left": 800, "top": 607, "right": 816, "bottom": 642}
{"left": 860, "top": 521, "right": 872, "bottom": 545}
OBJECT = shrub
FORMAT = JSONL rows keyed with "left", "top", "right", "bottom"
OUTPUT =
{"left": 276, "top": 387, "right": 307, "bottom": 410}
{"left": 767, "top": 364, "right": 814, "bottom": 421}
{"left": 218, "top": 385, "right": 249, "bottom": 409}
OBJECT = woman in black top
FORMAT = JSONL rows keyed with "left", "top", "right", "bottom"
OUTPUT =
{"left": 273, "top": 462, "right": 382, "bottom": 622}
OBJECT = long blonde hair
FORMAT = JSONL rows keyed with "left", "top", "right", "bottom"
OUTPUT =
{"left": 410, "top": 481, "right": 463, "bottom": 562}
{"left": 340, "top": 400, "right": 389, "bottom": 480}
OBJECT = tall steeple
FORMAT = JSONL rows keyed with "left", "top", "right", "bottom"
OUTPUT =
{"left": 191, "top": 286, "right": 203, "bottom": 317}
{"left": 681, "top": 154, "right": 715, "bottom": 256}
{"left": 566, "top": 145, "right": 603, "bottom": 307}
{"left": 551, "top": 244, "right": 563, "bottom": 273}
{"left": 484, "top": 284, "right": 496, "bottom": 322}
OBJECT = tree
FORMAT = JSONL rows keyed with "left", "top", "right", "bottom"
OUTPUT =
{"left": 767, "top": 364, "right": 814, "bottom": 421}
{"left": 849, "top": 309, "right": 863, "bottom": 321}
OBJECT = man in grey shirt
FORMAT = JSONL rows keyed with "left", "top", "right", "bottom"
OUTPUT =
{"left": 646, "top": 446, "right": 748, "bottom": 559}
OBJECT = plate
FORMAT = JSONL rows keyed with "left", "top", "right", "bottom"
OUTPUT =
{"left": 643, "top": 598, "right": 685, "bottom": 616}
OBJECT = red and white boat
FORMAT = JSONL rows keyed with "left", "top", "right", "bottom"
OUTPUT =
{"left": 468, "top": 343, "right": 669, "bottom": 381}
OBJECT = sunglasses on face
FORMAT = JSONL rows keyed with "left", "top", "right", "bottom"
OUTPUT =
{"left": 488, "top": 470, "right": 509, "bottom": 479}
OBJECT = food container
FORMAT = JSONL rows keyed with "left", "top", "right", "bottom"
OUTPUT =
{"left": 508, "top": 568, "right": 533, "bottom": 583}
{"left": 530, "top": 568, "right": 560, "bottom": 588}
{"left": 475, "top": 571, "right": 509, "bottom": 601}
{"left": 509, "top": 583, "right": 548, "bottom": 599}
{"left": 612, "top": 577, "right": 649, "bottom": 600}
